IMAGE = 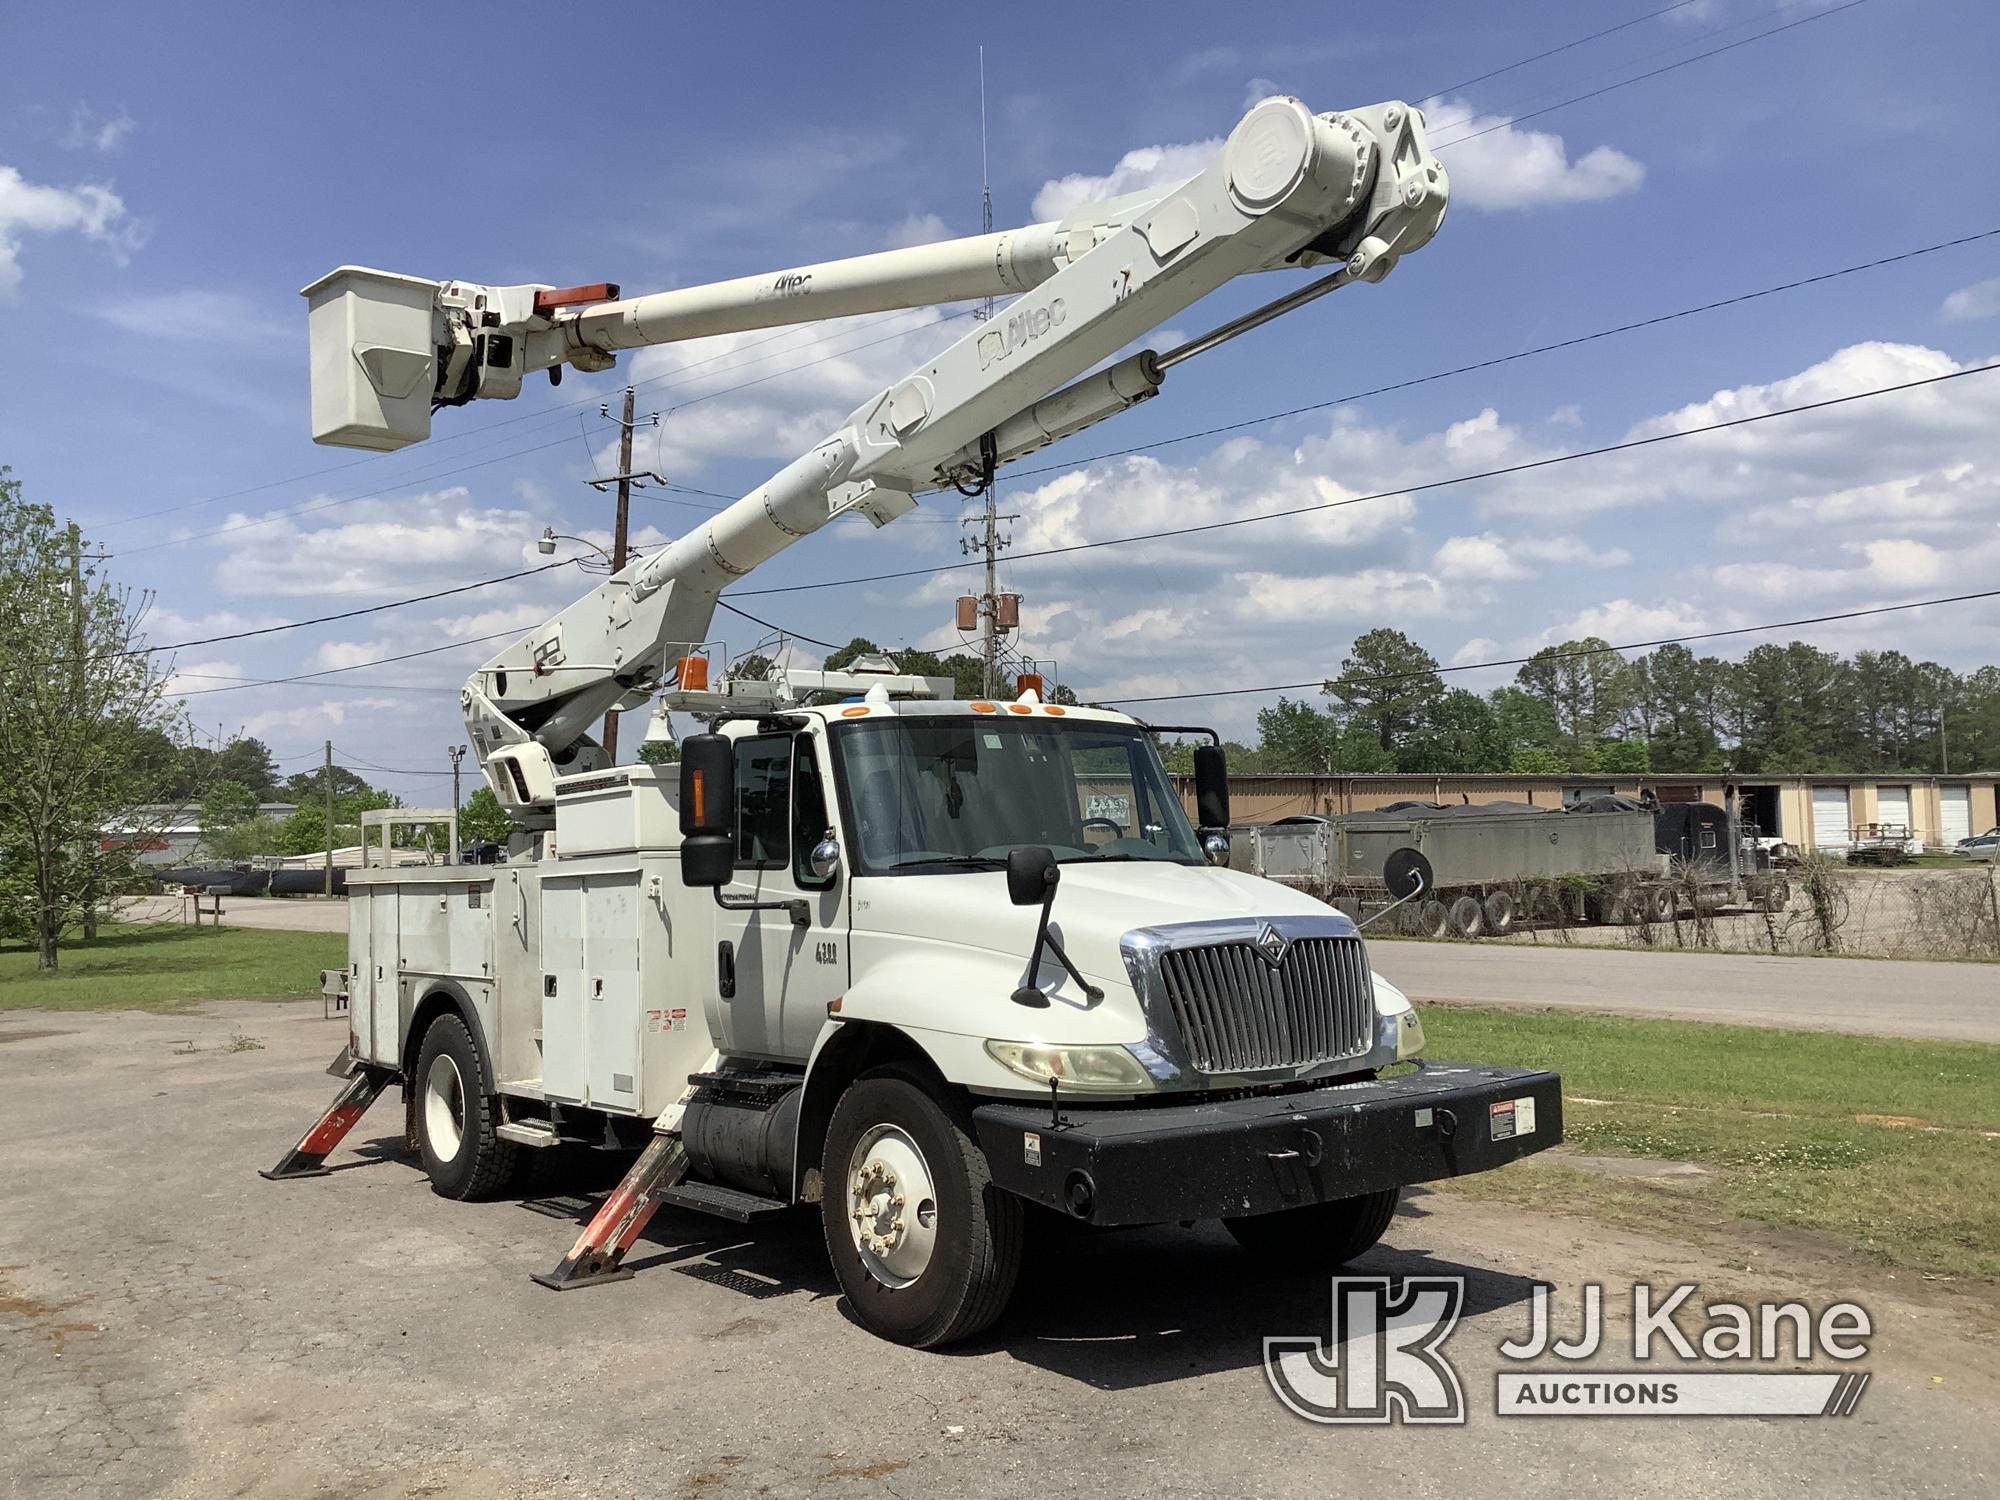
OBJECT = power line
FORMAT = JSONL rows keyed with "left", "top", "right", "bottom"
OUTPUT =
{"left": 714, "top": 599, "right": 846, "bottom": 651}
{"left": 125, "top": 562, "right": 577, "bottom": 658}
{"left": 1109, "top": 587, "right": 2000, "bottom": 707}
{"left": 733, "top": 362, "right": 2000, "bottom": 597}
{"left": 171, "top": 629, "right": 525, "bottom": 697}
{"left": 1418, "top": 1, "right": 1708, "bottom": 102}
{"left": 1428, "top": 0, "right": 1872, "bottom": 151}
{"left": 1001, "top": 227, "right": 2000, "bottom": 481}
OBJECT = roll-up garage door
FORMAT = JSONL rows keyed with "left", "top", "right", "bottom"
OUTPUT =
{"left": 1812, "top": 786, "right": 1850, "bottom": 848}
{"left": 1876, "top": 785, "right": 1911, "bottom": 834}
{"left": 1941, "top": 784, "right": 1972, "bottom": 844}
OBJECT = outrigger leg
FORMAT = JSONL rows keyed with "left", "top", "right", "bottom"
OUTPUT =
{"left": 261, "top": 1049, "right": 395, "bottom": 1180}
{"left": 532, "top": 1132, "right": 689, "bottom": 1290}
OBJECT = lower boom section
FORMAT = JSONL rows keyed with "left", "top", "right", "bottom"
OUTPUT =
{"left": 972, "top": 1062, "right": 1562, "bottom": 1226}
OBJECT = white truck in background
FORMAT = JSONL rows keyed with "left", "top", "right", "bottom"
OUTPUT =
{"left": 266, "top": 95, "right": 1562, "bottom": 1347}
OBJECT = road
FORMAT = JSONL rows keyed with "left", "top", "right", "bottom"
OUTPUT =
{"left": 1377, "top": 941, "right": 2000, "bottom": 1043}
{"left": 1, "top": 1000, "right": 1994, "bottom": 1498}
{"left": 120, "top": 894, "right": 1997, "bottom": 1042}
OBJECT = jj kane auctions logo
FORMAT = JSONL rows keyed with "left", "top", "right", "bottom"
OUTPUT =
{"left": 1266, "top": 1278, "right": 1872, "bottom": 1423}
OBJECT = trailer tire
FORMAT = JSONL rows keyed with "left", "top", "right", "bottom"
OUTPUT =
{"left": 1224, "top": 1187, "right": 1400, "bottom": 1268}
{"left": 1448, "top": 895, "right": 1485, "bottom": 938}
{"left": 1758, "top": 876, "right": 1792, "bottom": 914}
{"left": 821, "top": 1065, "right": 1023, "bottom": 1349}
{"left": 1481, "top": 890, "right": 1518, "bottom": 935}
{"left": 1645, "top": 886, "right": 1676, "bottom": 923}
{"left": 1416, "top": 899, "right": 1451, "bottom": 938}
{"left": 412, "top": 1014, "right": 519, "bottom": 1201}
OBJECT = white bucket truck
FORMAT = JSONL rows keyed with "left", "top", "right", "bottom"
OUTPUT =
{"left": 267, "top": 96, "right": 1561, "bottom": 1346}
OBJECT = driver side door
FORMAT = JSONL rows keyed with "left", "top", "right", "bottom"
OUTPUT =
{"left": 709, "top": 731, "right": 846, "bottom": 1061}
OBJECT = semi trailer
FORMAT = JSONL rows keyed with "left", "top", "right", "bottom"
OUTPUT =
{"left": 266, "top": 94, "right": 1563, "bottom": 1347}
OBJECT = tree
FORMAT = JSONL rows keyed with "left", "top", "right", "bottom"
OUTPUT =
{"left": 1255, "top": 698, "right": 1341, "bottom": 774}
{"left": 1516, "top": 639, "right": 1638, "bottom": 758}
{"left": 213, "top": 737, "right": 280, "bottom": 798}
{"left": 458, "top": 786, "right": 519, "bottom": 845}
{"left": 1398, "top": 689, "right": 1507, "bottom": 773}
{"left": 1324, "top": 629, "right": 1444, "bottom": 755}
{"left": 200, "top": 779, "right": 258, "bottom": 837}
{"left": 636, "top": 737, "right": 680, "bottom": 765}
{"left": 1637, "top": 644, "right": 1720, "bottom": 772}
{"left": 0, "top": 472, "right": 190, "bottom": 967}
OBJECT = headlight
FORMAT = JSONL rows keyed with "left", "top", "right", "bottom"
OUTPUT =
{"left": 983, "top": 1040, "right": 1153, "bottom": 1092}
{"left": 1395, "top": 1009, "right": 1426, "bottom": 1061}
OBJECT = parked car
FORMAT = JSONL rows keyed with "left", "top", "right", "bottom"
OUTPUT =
{"left": 1954, "top": 829, "right": 1999, "bottom": 863}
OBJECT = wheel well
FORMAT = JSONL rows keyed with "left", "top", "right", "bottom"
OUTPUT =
{"left": 793, "top": 1023, "right": 944, "bottom": 1198}
{"left": 401, "top": 987, "right": 493, "bottom": 1088}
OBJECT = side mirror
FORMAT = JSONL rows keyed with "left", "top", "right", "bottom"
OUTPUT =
{"left": 1193, "top": 743, "right": 1230, "bottom": 831}
{"left": 1006, "top": 846, "right": 1059, "bottom": 908}
{"left": 1201, "top": 831, "right": 1230, "bottom": 867}
{"left": 679, "top": 733, "right": 735, "bottom": 889}
{"left": 808, "top": 836, "right": 841, "bottom": 881}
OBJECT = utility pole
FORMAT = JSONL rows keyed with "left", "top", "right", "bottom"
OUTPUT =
{"left": 448, "top": 744, "right": 467, "bottom": 813}
{"left": 956, "top": 47, "right": 1019, "bottom": 699}
{"left": 322, "top": 740, "right": 334, "bottom": 897}
{"left": 602, "top": 385, "right": 636, "bottom": 762}
{"left": 70, "top": 529, "right": 97, "bottom": 940}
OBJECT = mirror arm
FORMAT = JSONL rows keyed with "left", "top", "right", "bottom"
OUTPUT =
{"left": 1012, "top": 892, "right": 1103, "bottom": 1007}
{"left": 714, "top": 888, "right": 811, "bottom": 929}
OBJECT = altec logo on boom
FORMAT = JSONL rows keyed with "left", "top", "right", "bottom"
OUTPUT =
{"left": 1265, "top": 1280, "right": 1873, "bottom": 1424}
{"left": 976, "top": 297, "right": 1067, "bottom": 369}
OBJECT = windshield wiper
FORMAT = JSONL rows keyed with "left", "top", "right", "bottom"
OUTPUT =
{"left": 1057, "top": 851, "right": 1182, "bottom": 864}
{"left": 884, "top": 854, "right": 1006, "bottom": 872}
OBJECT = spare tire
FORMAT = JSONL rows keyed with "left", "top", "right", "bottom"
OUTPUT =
{"left": 1481, "top": 889, "right": 1518, "bottom": 935}
{"left": 1448, "top": 894, "right": 1485, "bottom": 938}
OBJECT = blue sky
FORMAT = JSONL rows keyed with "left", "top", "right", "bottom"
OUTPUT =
{"left": 2, "top": 0, "right": 1996, "bottom": 800}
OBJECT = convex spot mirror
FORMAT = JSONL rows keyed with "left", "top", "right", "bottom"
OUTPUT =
{"left": 679, "top": 733, "right": 734, "bottom": 889}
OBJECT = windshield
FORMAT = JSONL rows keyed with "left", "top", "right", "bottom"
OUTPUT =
{"left": 829, "top": 715, "right": 1203, "bottom": 875}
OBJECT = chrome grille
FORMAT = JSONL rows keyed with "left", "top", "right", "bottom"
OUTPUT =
{"left": 1157, "top": 936, "right": 1374, "bottom": 1073}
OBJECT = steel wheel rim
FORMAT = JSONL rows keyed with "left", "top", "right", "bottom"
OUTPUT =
{"left": 845, "top": 1123, "right": 939, "bottom": 1289}
{"left": 424, "top": 1051, "right": 466, "bottom": 1162}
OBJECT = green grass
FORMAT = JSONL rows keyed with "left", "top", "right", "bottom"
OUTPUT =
{"left": 0, "top": 923, "right": 344, "bottom": 1012}
{"left": 1423, "top": 1005, "right": 2000, "bottom": 1279}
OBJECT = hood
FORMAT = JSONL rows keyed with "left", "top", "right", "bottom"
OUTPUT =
{"left": 849, "top": 859, "right": 1334, "bottom": 983}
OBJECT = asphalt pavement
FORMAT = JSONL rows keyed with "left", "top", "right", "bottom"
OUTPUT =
{"left": 1, "top": 1001, "right": 1996, "bottom": 1498}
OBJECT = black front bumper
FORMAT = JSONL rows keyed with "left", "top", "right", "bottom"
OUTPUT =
{"left": 972, "top": 1062, "right": 1561, "bottom": 1226}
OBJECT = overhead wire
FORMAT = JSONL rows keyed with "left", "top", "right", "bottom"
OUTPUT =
{"left": 1109, "top": 587, "right": 2000, "bottom": 707}
{"left": 731, "top": 362, "right": 2000, "bottom": 597}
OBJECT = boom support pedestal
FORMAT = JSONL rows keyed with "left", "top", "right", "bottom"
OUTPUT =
{"left": 531, "top": 1133, "right": 690, "bottom": 1290}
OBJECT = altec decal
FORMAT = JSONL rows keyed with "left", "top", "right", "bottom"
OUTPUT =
{"left": 977, "top": 297, "right": 1067, "bottom": 369}
{"left": 770, "top": 271, "right": 813, "bottom": 298}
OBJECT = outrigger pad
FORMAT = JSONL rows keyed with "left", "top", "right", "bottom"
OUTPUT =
{"left": 531, "top": 1133, "right": 688, "bottom": 1290}
{"left": 260, "top": 1065, "right": 393, "bottom": 1181}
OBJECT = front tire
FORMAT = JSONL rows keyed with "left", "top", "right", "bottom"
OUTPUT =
{"left": 1224, "top": 1188, "right": 1401, "bottom": 1269}
{"left": 820, "top": 1065, "right": 1023, "bottom": 1348}
{"left": 413, "top": 1013, "right": 518, "bottom": 1200}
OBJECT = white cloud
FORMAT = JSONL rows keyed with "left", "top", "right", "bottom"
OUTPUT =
{"left": 0, "top": 164, "right": 143, "bottom": 296}
{"left": 1420, "top": 96, "right": 1643, "bottom": 211}
{"left": 885, "top": 211, "right": 948, "bottom": 249}
{"left": 1941, "top": 278, "right": 2000, "bottom": 323}
{"left": 622, "top": 306, "right": 966, "bottom": 473}
{"left": 1031, "top": 139, "right": 1220, "bottom": 221}
{"left": 1433, "top": 533, "right": 1526, "bottom": 580}
{"left": 208, "top": 487, "right": 541, "bottom": 597}
{"left": 62, "top": 104, "right": 136, "bottom": 153}
{"left": 95, "top": 289, "right": 288, "bottom": 343}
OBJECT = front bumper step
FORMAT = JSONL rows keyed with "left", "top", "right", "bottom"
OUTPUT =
{"left": 972, "top": 1061, "right": 1561, "bottom": 1226}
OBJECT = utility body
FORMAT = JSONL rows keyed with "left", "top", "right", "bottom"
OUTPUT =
{"left": 278, "top": 95, "right": 1562, "bottom": 1346}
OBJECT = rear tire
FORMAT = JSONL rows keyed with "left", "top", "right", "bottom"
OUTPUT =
{"left": 1481, "top": 889, "right": 1517, "bottom": 935}
{"left": 1758, "top": 876, "right": 1792, "bottom": 913}
{"left": 1416, "top": 899, "right": 1451, "bottom": 938}
{"left": 1224, "top": 1188, "right": 1401, "bottom": 1269}
{"left": 413, "top": 1013, "right": 519, "bottom": 1200}
{"left": 820, "top": 1065, "right": 1023, "bottom": 1348}
{"left": 1448, "top": 894, "right": 1485, "bottom": 938}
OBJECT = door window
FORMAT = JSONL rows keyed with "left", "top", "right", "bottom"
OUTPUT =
{"left": 733, "top": 735, "right": 791, "bottom": 870}
{"left": 792, "top": 736, "right": 834, "bottom": 888}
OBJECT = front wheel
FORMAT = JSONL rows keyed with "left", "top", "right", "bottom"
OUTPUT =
{"left": 1224, "top": 1188, "right": 1401, "bottom": 1269}
{"left": 820, "top": 1065, "right": 1023, "bottom": 1348}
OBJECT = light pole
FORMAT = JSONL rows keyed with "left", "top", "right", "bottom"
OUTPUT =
{"left": 447, "top": 743, "right": 467, "bottom": 812}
